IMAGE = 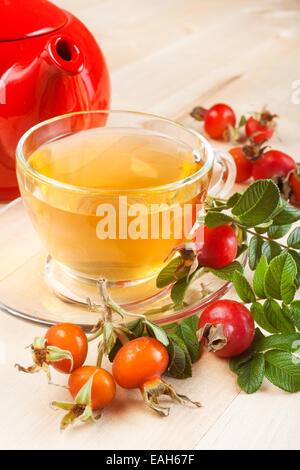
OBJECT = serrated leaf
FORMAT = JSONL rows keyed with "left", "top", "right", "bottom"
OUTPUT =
{"left": 267, "top": 224, "right": 291, "bottom": 240}
{"left": 176, "top": 322, "right": 200, "bottom": 363}
{"left": 233, "top": 270, "right": 256, "bottom": 303}
{"left": 288, "top": 301, "right": 300, "bottom": 331}
{"left": 145, "top": 320, "right": 169, "bottom": 347}
{"left": 253, "top": 255, "right": 268, "bottom": 298}
{"left": 229, "top": 328, "right": 265, "bottom": 374}
{"left": 181, "top": 315, "right": 199, "bottom": 333}
{"left": 269, "top": 197, "right": 288, "bottom": 219}
{"left": 227, "top": 192, "right": 242, "bottom": 208}
{"left": 204, "top": 211, "right": 234, "bottom": 228}
{"left": 261, "top": 240, "right": 282, "bottom": 263}
{"left": 264, "top": 300, "right": 295, "bottom": 334}
{"left": 170, "top": 268, "right": 203, "bottom": 305}
{"left": 288, "top": 249, "right": 300, "bottom": 288}
{"left": 248, "top": 236, "right": 263, "bottom": 270}
{"left": 264, "top": 252, "right": 297, "bottom": 303}
{"left": 207, "top": 260, "right": 243, "bottom": 281}
{"left": 257, "top": 333, "right": 300, "bottom": 353}
{"left": 287, "top": 227, "right": 300, "bottom": 249}
{"left": 237, "top": 353, "right": 265, "bottom": 394}
{"left": 250, "top": 302, "right": 278, "bottom": 333}
{"left": 232, "top": 179, "right": 280, "bottom": 226}
{"left": 166, "top": 338, "right": 186, "bottom": 378}
{"left": 273, "top": 202, "right": 300, "bottom": 225}
{"left": 167, "top": 333, "right": 192, "bottom": 379}
{"left": 264, "top": 350, "right": 300, "bottom": 392}
{"left": 156, "top": 257, "right": 188, "bottom": 288}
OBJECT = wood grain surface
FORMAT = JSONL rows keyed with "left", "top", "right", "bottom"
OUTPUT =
{"left": 1, "top": 0, "right": 300, "bottom": 450}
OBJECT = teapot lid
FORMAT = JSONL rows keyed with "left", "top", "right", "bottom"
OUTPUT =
{"left": 0, "top": 0, "right": 67, "bottom": 41}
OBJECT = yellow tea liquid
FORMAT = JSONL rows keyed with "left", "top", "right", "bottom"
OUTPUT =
{"left": 20, "top": 128, "right": 210, "bottom": 282}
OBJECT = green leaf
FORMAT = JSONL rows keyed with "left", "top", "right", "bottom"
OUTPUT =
{"left": 166, "top": 338, "right": 186, "bottom": 378}
{"left": 108, "top": 339, "right": 122, "bottom": 362}
{"left": 288, "top": 249, "right": 300, "bottom": 288}
{"left": 267, "top": 224, "right": 291, "bottom": 240}
{"left": 288, "top": 301, "right": 300, "bottom": 331}
{"left": 175, "top": 322, "right": 200, "bottom": 363}
{"left": 265, "top": 350, "right": 300, "bottom": 392}
{"left": 255, "top": 226, "right": 269, "bottom": 234}
{"left": 170, "top": 268, "right": 203, "bottom": 305}
{"left": 248, "top": 236, "right": 263, "bottom": 270}
{"left": 227, "top": 192, "right": 242, "bottom": 208}
{"left": 261, "top": 240, "right": 282, "bottom": 263}
{"left": 233, "top": 270, "right": 256, "bottom": 303}
{"left": 238, "top": 115, "right": 246, "bottom": 127}
{"left": 257, "top": 333, "right": 300, "bottom": 353}
{"left": 166, "top": 333, "right": 192, "bottom": 379}
{"left": 181, "top": 315, "right": 199, "bottom": 333}
{"left": 269, "top": 197, "right": 288, "bottom": 219}
{"left": 237, "top": 354, "right": 265, "bottom": 394}
{"left": 156, "top": 257, "right": 188, "bottom": 288}
{"left": 145, "top": 320, "right": 169, "bottom": 347}
{"left": 126, "top": 318, "right": 145, "bottom": 337}
{"left": 236, "top": 243, "right": 248, "bottom": 258}
{"left": 231, "top": 179, "right": 280, "bottom": 226}
{"left": 250, "top": 302, "right": 279, "bottom": 334}
{"left": 264, "top": 252, "right": 297, "bottom": 303}
{"left": 287, "top": 227, "right": 300, "bottom": 249}
{"left": 207, "top": 260, "right": 243, "bottom": 281}
{"left": 229, "top": 328, "right": 265, "bottom": 374}
{"left": 273, "top": 202, "right": 300, "bottom": 225}
{"left": 253, "top": 255, "right": 268, "bottom": 299}
{"left": 204, "top": 211, "right": 234, "bottom": 228}
{"left": 263, "top": 300, "right": 295, "bottom": 334}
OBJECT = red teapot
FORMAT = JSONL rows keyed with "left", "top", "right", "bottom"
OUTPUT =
{"left": 0, "top": 0, "right": 110, "bottom": 201}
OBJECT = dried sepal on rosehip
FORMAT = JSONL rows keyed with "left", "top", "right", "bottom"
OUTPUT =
{"left": 164, "top": 241, "right": 199, "bottom": 279}
{"left": 52, "top": 366, "right": 116, "bottom": 429}
{"left": 197, "top": 323, "right": 227, "bottom": 353}
{"left": 242, "top": 139, "right": 269, "bottom": 162}
{"left": 15, "top": 323, "right": 88, "bottom": 380}
{"left": 15, "top": 336, "right": 73, "bottom": 381}
{"left": 112, "top": 337, "right": 201, "bottom": 416}
{"left": 272, "top": 163, "right": 300, "bottom": 204}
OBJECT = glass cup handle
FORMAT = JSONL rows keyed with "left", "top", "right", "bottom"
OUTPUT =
{"left": 208, "top": 149, "right": 237, "bottom": 199}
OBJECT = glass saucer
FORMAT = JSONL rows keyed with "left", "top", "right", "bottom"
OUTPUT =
{"left": 0, "top": 199, "right": 246, "bottom": 330}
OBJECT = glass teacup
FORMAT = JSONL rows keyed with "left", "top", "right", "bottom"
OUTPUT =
{"left": 16, "top": 110, "right": 236, "bottom": 304}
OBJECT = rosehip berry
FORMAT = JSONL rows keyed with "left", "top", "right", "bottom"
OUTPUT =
{"left": 198, "top": 300, "right": 255, "bottom": 358}
{"left": 245, "top": 116, "right": 274, "bottom": 143}
{"left": 252, "top": 150, "right": 295, "bottom": 180}
{"left": 196, "top": 224, "right": 238, "bottom": 269}
{"left": 191, "top": 103, "right": 236, "bottom": 140}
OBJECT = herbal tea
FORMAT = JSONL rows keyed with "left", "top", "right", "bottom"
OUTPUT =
{"left": 19, "top": 128, "right": 210, "bottom": 282}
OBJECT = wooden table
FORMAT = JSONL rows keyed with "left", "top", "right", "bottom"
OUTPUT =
{"left": 1, "top": 0, "right": 300, "bottom": 450}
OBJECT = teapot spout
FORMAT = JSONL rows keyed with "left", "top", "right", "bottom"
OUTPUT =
{"left": 47, "top": 36, "right": 84, "bottom": 75}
